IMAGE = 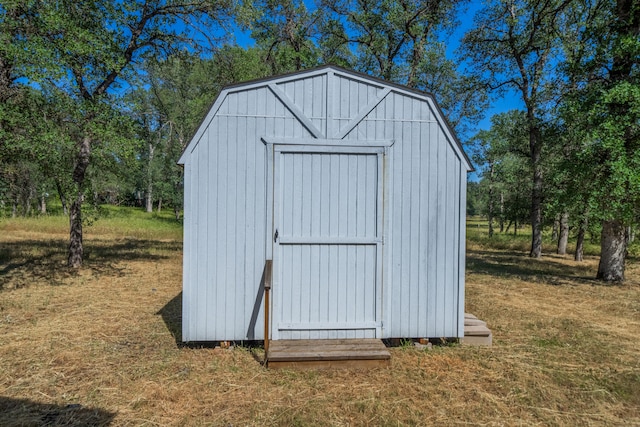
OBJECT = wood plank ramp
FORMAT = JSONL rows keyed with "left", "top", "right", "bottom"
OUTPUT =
{"left": 267, "top": 339, "right": 391, "bottom": 370}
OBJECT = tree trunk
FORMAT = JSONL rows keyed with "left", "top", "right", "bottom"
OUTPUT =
{"left": 68, "top": 194, "right": 84, "bottom": 268}
{"left": 146, "top": 142, "right": 155, "bottom": 213}
{"left": 174, "top": 205, "right": 181, "bottom": 221}
{"left": 487, "top": 163, "right": 495, "bottom": 238}
{"left": 40, "top": 192, "right": 46, "bottom": 214}
{"left": 596, "top": 219, "right": 627, "bottom": 282}
{"left": 157, "top": 198, "right": 162, "bottom": 213}
{"left": 499, "top": 192, "right": 505, "bottom": 233}
{"left": 575, "top": 215, "right": 588, "bottom": 262}
{"left": 529, "top": 126, "right": 543, "bottom": 258}
{"left": 68, "top": 134, "right": 91, "bottom": 268}
{"left": 56, "top": 180, "right": 68, "bottom": 215}
{"left": 557, "top": 212, "right": 569, "bottom": 255}
{"left": 25, "top": 186, "right": 34, "bottom": 216}
{"left": 551, "top": 215, "right": 559, "bottom": 241}
{"left": 514, "top": 218, "right": 518, "bottom": 236}
{"left": 145, "top": 188, "right": 153, "bottom": 213}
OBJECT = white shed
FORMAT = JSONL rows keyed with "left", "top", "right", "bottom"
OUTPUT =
{"left": 178, "top": 65, "right": 473, "bottom": 343}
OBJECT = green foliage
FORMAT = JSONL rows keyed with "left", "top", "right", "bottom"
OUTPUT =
{"left": 461, "top": 0, "right": 574, "bottom": 257}
{"left": 466, "top": 216, "right": 602, "bottom": 257}
{"left": 209, "top": 45, "right": 273, "bottom": 86}
{"left": 0, "top": 0, "right": 236, "bottom": 265}
{"left": 0, "top": 84, "right": 77, "bottom": 216}
{"left": 554, "top": 0, "right": 640, "bottom": 231}
{"left": 250, "top": 0, "right": 324, "bottom": 73}
{"left": 466, "top": 181, "right": 482, "bottom": 216}
{"left": 0, "top": 0, "right": 637, "bottom": 276}
{"left": 471, "top": 111, "right": 532, "bottom": 231}
{"left": 126, "top": 48, "right": 274, "bottom": 218}
{"left": 318, "top": 0, "right": 486, "bottom": 133}
{"left": 460, "top": 0, "right": 566, "bottom": 107}
{"left": 321, "top": 0, "right": 457, "bottom": 78}
{"left": 566, "top": 82, "right": 640, "bottom": 224}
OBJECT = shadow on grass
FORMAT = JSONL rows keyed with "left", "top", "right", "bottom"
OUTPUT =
{"left": 467, "top": 249, "right": 601, "bottom": 286}
{"left": 97, "top": 205, "right": 183, "bottom": 224}
{"left": 148, "top": 214, "right": 183, "bottom": 227}
{"left": 0, "top": 238, "right": 182, "bottom": 290}
{"left": 157, "top": 292, "right": 183, "bottom": 346}
{"left": 0, "top": 396, "right": 115, "bottom": 426}
{"left": 157, "top": 293, "right": 268, "bottom": 357}
{"left": 86, "top": 239, "right": 182, "bottom": 260}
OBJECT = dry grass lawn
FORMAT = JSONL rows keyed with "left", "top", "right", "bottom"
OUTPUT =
{"left": 1, "top": 215, "right": 639, "bottom": 426}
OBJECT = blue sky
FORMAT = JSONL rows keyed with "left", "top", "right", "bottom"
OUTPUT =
{"left": 446, "top": 2, "right": 523, "bottom": 133}
{"left": 230, "top": 1, "right": 522, "bottom": 136}
{"left": 224, "top": 1, "right": 524, "bottom": 178}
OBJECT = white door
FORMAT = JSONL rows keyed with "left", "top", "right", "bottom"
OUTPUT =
{"left": 272, "top": 145, "right": 383, "bottom": 340}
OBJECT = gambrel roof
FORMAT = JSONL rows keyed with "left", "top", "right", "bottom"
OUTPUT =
{"left": 178, "top": 65, "right": 473, "bottom": 172}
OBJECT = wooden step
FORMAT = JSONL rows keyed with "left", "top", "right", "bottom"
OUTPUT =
{"left": 462, "top": 313, "right": 492, "bottom": 346}
{"left": 465, "top": 318, "right": 487, "bottom": 327}
{"left": 267, "top": 339, "right": 391, "bottom": 370}
{"left": 465, "top": 325, "right": 492, "bottom": 336}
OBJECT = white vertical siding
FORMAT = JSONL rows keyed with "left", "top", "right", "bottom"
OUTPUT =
{"left": 279, "top": 75, "right": 327, "bottom": 134}
{"left": 195, "top": 119, "right": 210, "bottom": 340}
{"left": 181, "top": 67, "right": 470, "bottom": 342}
{"left": 182, "top": 86, "right": 316, "bottom": 341}
{"left": 332, "top": 75, "right": 384, "bottom": 138}
{"left": 342, "top": 92, "right": 465, "bottom": 338}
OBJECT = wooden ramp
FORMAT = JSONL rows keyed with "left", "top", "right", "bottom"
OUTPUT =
{"left": 462, "top": 313, "right": 492, "bottom": 346}
{"left": 267, "top": 339, "right": 391, "bottom": 370}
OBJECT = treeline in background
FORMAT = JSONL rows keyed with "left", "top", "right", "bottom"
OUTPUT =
{"left": 0, "top": 0, "right": 638, "bottom": 280}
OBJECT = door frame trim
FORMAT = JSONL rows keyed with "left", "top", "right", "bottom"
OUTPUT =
{"left": 266, "top": 141, "right": 387, "bottom": 340}
{"left": 262, "top": 137, "right": 395, "bottom": 148}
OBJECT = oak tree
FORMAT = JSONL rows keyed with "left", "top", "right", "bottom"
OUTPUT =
{"left": 558, "top": 0, "right": 640, "bottom": 281}
{"left": 7, "top": 0, "right": 233, "bottom": 267}
{"left": 462, "top": 0, "right": 572, "bottom": 258}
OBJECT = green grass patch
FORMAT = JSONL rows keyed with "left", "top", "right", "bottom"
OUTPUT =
{"left": 466, "top": 216, "right": 602, "bottom": 256}
{"left": 0, "top": 205, "right": 182, "bottom": 241}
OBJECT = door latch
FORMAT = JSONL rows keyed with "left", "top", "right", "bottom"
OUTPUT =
{"left": 274, "top": 229, "right": 279, "bottom": 242}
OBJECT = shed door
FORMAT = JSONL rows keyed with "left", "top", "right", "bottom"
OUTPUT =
{"left": 272, "top": 145, "right": 383, "bottom": 340}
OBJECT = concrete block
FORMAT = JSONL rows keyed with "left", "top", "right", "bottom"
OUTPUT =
{"left": 461, "top": 333, "right": 492, "bottom": 346}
